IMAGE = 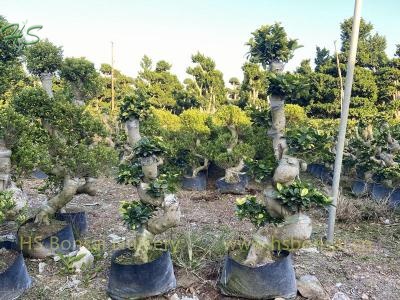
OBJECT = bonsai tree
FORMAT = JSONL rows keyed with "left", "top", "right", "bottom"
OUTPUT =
{"left": 235, "top": 181, "right": 331, "bottom": 266}
{"left": 60, "top": 57, "right": 101, "bottom": 106}
{"left": 25, "top": 39, "right": 63, "bottom": 98}
{"left": 118, "top": 95, "right": 181, "bottom": 264}
{"left": 212, "top": 105, "right": 255, "bottom": 184}
{"left": 3, "top": 86, "right": 117, "bottom": 226}
{"left": 178, "top": 109, "right": 211, "bottom": 178}
{"left": 233, "top": 23, "right": 320, "bottom": 267}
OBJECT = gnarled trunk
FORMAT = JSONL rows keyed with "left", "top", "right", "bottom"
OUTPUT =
{"left": 0, "top": 141, "right": 11, "bottom": 191}
{"left": 225, "top": 159, "right": 245, "bottom": 183}
{"left": 192, "top": 158, "right": 209, "bottom": 177}
{"left": 35, "top": 176, "right": 80, "bottom": 225}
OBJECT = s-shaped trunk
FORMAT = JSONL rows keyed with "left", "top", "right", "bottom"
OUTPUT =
{"left": 268, "top": 95, "right": 287, "bottom": 160}
{"left": 35, "top": 176, "right": 80, "bottom": 225}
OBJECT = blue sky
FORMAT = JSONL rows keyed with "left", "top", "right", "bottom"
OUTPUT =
{"left": 1, "top": 0, "right": 399, "bottom": 82}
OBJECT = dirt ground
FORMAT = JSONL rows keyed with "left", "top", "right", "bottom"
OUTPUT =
{"left": 13, "top": 176, "right": 400, "bottom": 300}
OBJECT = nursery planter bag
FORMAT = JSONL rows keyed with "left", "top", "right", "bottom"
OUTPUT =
{"left": 216, "top": 174, "right": 248, "bottom": 194}
{"left": 218, "top": 252, "right": 297, "bottom": 299}
{"left": 351, "top": 180, "right": 369, "bottom": 196}
{"left": 0, "top": 241, "right": 32, "bottom": 300}
{"left": 55, "top": 211, "right": 88, "bottom": 236}
{"left": 107, "top": 249, "right": 176, "bottom": 300}
{"left": 371, "top": 183, "right": 392, "bottom": 201}
{"left": 182, "top": 172, "right": 207, "bottom": 191}
{"left": 389, "top": 188, "right": 400, "bottom": 208}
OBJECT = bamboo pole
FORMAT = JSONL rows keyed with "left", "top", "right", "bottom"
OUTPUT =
{"left": 327, "top": 0, "right": 363, "bottom": 243}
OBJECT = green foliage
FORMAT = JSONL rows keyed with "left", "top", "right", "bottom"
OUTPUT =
{"left": 239, "top": 62, "right": 268, "bottom": 107}
{"left": 120, "top": 200, "right": 156, "bottom": 230}
{"left": 117, "top": 161, "right": 143, "bottom": 186}
{"left": 376, "top": 67, "right": 400, "bottom": 102}
{"left": 60, "top": 57, "right": 101, "bottom": 102}
{"left": 340, "top": 17, "right": 388, "bottom": 70}
{"left": 25, "top": 39, "right": 63, "bottom": 75}
{"left": 268, "top": 72, "right": 309, "bottom": 99}
{"left": 213, "top": 142, "right": 255, "bottom": 170}
{"left": 235, "top": 195, "right": 283, "bottom": 228}
{"left": 146, "top": 173, "right": 178, "bottom": 198}
{"left": 246, "top": 23, "right": 302, "bottom": 68}
{"left": 212, "top": 105, "right": 251, "bottom": 128}
{"left": 276, "top": 180, "right": 332, "bottom": 213}
{"left": 186, "top": 52, "right": 227, "bottom": 112}
{"left": 119, "top": 90, "right": 150, "bottom": 122}
{"left": 6, "top": 86, "right": 117, "bottom": 180}
{"left": 285, "top": 104, "right": 307, "bottom": 126}
{"left": 287, "top": 125, "right": 335, "bottom": 164}
{"left": 133, "top": 136, "right": 166, "bottom": 158}
{"left": 245, "top": 157, "right": 277, "bottom": 183}
{"left": 134, "top": 56, "right": 183, "bottom": 110}
{"left": 0, "top": 191, "right": 15, "bottom": 224}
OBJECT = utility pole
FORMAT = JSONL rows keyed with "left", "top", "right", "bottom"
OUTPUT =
{"left": 327, "top": 0, "right": 362, "bottom": 243}
{"left": 111, "top": 41, "right": 115, "bottom": 112}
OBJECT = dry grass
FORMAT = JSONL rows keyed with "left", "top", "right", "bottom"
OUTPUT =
{"left": 335, "top": 194, "right": 396, "bottom": 223}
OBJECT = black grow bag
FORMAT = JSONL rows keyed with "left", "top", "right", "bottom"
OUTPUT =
{"left": 18, "top": 220, "right": 76, "bottom": 257}
{"left": 218, "top": 251, "right": 297, "bottom": 299}
{"left": 371, "top": 183, "right": 392, "bottom": 201}
{"left": 389, "top": 188, "right": 400, "bottom": 208}
{"left": 55, "top": 211, "right": 88, "bottom": 237}
{"left": 351, "top": 180, "right": 369, "bottom": 196}
{"left": 107, "top": 248, "right": 176, "bottom": 300}
{"left": 216, "top": 173, "right": 248, "bottom": 194}
{"left": 0, "top": 241, "right": 32, "bottom": 300}
{"left": 181, "top": 172, "right": 207, "bottom": 191}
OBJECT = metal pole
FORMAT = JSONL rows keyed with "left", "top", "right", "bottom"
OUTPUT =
{"left": 327, "top": 0, "right": 362, "bottom": 243}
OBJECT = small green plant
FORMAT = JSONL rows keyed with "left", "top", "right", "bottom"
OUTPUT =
{"left": 276, "top": 180, "right": 331, "bottom": 213}
{"left": 120, "top": 200, "right": 156, "bottom": 230}
{"left": 119, "top": 91, "right": 150, "bottom": 122}
{"left": 0, "top": 191, "right": 15, "bottom": 223}
{"left": 235, "top": 195, "right": 283, "bottom": 228}
{"left": 133, "top": 136, "right": 165, "bottom": 158}
{"left": 57, "top": 252, "right": 86, "bottom": 275}
{"left": 146, "top": 173, "right": 178, "bottom": 198}
{"left": 117, "top": 161, "right": 143, "bottom": 186}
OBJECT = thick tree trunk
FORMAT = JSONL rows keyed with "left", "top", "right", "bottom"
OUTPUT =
{"left": 192, "top": 158, "right": 209, "bottom": 177}
{"left": 268, "top": 95, "right": 287, "bottom": 160}
{"left": 133, "top": 228, "right": 154, "bottom": 264}
{"left": 225, "top": 159, "right": 245, "bottom": 183}
{"left": 35, "top": 176, "right": 80, "bottom": 225}
{"left": 40, "top": 73, "right": 53, "bottom": 98}
{"left": 76, "top": 177, "right": 97, "bottom": 196}
{"left": 125, "top": 117, "right": 141, "bottom": 147}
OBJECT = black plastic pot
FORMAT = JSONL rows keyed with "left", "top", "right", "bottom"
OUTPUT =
{"left": 216, "top": 173, "right": 248, "bottom": 194}
{"left": 218, "top": 251, "right": 297, "bottom": 299}
{"left": 371, "top": 183, "right": 392, "bottom": 201}
{"left": 31, "top": 169, "right": 48, "bottom": 179}
{"left": 389, "top": 189, "right": 400, "bottom": 208}
{"left": 55, "top": 211, "right": 88, "bottom": 237}
{"left": 18, "top": 220, "right": 76, "bottom": 258}
{"left": 0, "top": 241, "right": 32, "bottom": 300}
{"left": 107, "top": 248, "right": 176, "bottom": 300}
{"left": 207, "top": 162, "right": 225, "bottom": 180}
{"left": 181, "top": 172, "right": 207, "bottom": 191}
{"left": 307, "top": 163, "right": 324, "bottom": 178}
{"left": 351, "top": 180, "right": 369, "bottom": 196}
